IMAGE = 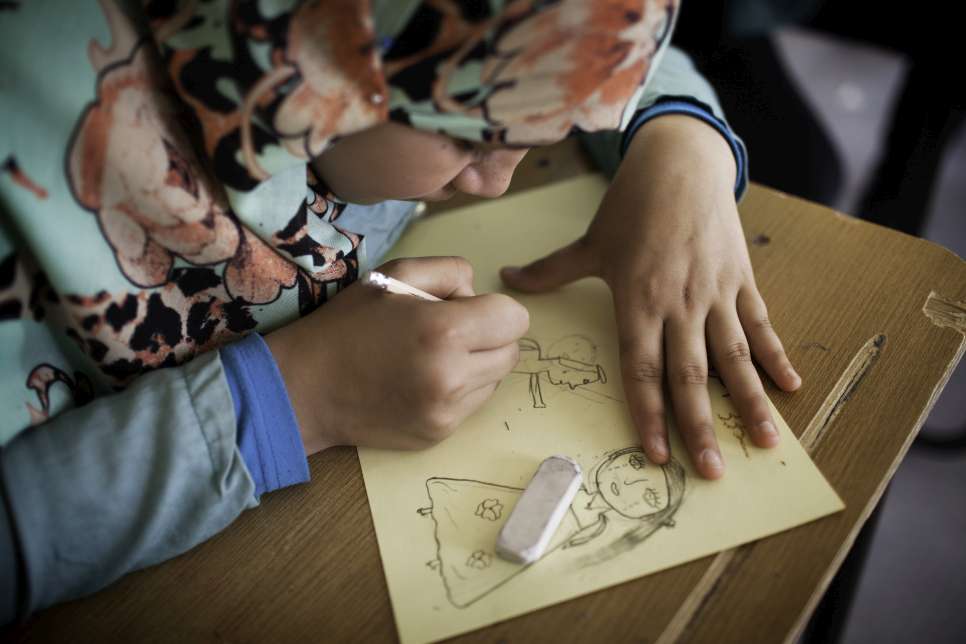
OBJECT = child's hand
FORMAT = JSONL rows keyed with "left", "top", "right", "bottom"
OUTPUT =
{"left": 500, "top": 115, "right": 801, "bottom": 480}
{"left": 266, "top": 256, "right": 529, "bottom": 455}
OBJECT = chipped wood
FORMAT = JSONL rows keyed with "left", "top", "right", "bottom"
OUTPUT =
{"left": 800, "top": 334, "right": 886, "bottom": 452}
{"left": 923, "top": 291, "right": 966, "bottom": 334}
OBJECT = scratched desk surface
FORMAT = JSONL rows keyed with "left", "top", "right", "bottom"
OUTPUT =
{"left": 13, "top": 140, "right": 966, "bottom": 644}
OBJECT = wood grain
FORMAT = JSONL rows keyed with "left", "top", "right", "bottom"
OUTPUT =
{"left": 12, "top": 141, "right": 965, "bottom": 644}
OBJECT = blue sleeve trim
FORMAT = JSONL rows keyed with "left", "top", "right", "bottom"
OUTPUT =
{"left": 620, "top": 98, "right": 748, "bottom": 198}
{"left": 221, "top": 333, "right": 309, "bottom": 499}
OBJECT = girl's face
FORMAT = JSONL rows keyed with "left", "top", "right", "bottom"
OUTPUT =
{"left": 596, "top": 450, "right": 670, "bottom": 519}
{"left": 312, "top": 122, "right": 530, "bottom": 204}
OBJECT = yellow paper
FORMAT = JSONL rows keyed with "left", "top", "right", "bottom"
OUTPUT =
{"left": 358, "top": 175, "right": 843, "bottom": 644}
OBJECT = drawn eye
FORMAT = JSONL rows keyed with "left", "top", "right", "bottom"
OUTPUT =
{"left": 642, "top": 487, "right": 662, "bottom": 509}
{"left": 628, "top": 454, "right": 647, "bottom": 470}
{"left": 610, "top": 481, "right": 620, "bottom": 496}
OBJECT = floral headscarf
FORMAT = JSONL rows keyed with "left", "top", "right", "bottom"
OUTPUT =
{"left": 383, "top": 0, "right": 677, "bottom": 145}
{"left": 0, "top": 0, "right": 677, "bottom": 440}
{"left": 148, "top": 0, "right": 679, "bottom": 183}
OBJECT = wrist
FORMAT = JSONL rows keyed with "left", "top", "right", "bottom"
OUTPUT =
{"left": 264, "top": 327, "right": 337, "bottom": 456}
{"left": 624, "top": 114, "right": 737, "bottom": 195}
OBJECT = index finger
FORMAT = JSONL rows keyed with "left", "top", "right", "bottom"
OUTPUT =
{"left": 447, "top": 293, "right": 530, "bottom": 351}
{"left": 379, "top": 256, "right": 476, "bottom": 299}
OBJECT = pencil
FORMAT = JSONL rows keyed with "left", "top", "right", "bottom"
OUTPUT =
{"left": 361, "top": 270, "right": 442, "bottom": 302}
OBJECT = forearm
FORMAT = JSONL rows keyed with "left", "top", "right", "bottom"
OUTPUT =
{"left": 0, "top": 350, "right": 257, "bottom": 624}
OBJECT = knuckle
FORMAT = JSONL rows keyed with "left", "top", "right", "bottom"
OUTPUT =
{"left": 419, "top": 424, "right": 447, "bottom": 445}
{"left": 716, "top": 270, "right": 740, "bottom": 295}
{"left": 682, "top": 271, "right": 714, "bottom": 310}
{"left": 623, "top": 355, "right": 664, "bottom": 384}
{"left": 426, "top": 367, "right": 462, "bottom": 399}
{"left": 680, "top": 283, "right": 699, "bottom": 311}
{"left": 423, "top": 408, "right": 457, "bottom": 441}
{"left": 752, "top": 314, "right": 773, "bottom": 331}
{"left": 436, "top": 322, "right": 463, "bottom": 348}
{"left": 616, "top": 275, "right": 664, "bottom": 312}
{"left": 724, "top": 341, "right": 752, "bottom": 363}
{"left": 676, "top": 363, "right": 708, "bottom": 386}
{"left": 638, "top": 275, "right": 667, "bottom": 308}
{"left": 493, "top": 294, "right": 530, "bottom": 330}
{"left": 418, "top": 316, "right": 461, "bottom": 349}
{"left": 448, "top": 256, "right": 473, "bottom": 284}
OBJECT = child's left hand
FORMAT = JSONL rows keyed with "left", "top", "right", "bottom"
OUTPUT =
{"left": 500, "top": 114, "right": 801, "bottom": 480}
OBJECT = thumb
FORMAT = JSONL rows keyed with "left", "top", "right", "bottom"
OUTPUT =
{"left": 500, "top": 238, "right": 596, "bottom": 293}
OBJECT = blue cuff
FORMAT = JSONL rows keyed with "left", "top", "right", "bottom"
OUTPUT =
{"left": 221, "top": 333, "right": 309, "bottom": 499}
{"left": 620, "top": 98, "right": 748, "bottom": 197}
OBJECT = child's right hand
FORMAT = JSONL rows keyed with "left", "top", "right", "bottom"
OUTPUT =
{"left": 265, "top": 256, "right": 529, "bottom": 455}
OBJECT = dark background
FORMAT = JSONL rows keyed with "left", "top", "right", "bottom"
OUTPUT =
{"left": 672, "top": 3, "right": 965, "bottom": 642}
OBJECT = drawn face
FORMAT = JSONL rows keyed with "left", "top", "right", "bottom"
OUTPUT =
{"left": 595, "top": 449, "right": 670, "bottom": 519}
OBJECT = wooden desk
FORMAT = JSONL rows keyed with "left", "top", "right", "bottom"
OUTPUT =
{"left": 15, "top": 141, "right": 966, "bottom": 643}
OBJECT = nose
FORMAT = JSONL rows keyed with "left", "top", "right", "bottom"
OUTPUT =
{"left": 451, "top": 149, "right": 528, "bottom": 198}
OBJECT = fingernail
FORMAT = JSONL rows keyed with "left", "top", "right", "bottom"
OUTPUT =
{"left": 700, "top": 449, "right": 723, "bottom": 474}
{"left": 786, "top": 367, "right": 801, "bottom": 387}
{"left": 502, "top": 266, "right": 521, "bottom": 276}
{"left": 758, "top": 420, "right": 779, "bottom": 442}
{"left": 648, "top": 436, "right": 668, "bottom": 461}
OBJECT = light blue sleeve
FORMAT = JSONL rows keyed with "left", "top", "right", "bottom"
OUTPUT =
{"left": 0, "top": 349, "right": 257, "bottom": 622}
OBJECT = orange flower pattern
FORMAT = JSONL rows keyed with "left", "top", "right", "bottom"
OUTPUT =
{"left": 0, "top": 0, "right": 677, "bottom": 433}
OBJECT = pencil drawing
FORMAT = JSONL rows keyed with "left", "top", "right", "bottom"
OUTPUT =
{"left": 475, "top": 498, "right": 504, "bottom": 521}
{"left": 512, "top": 335, "right": 614, "bottom": 408}
{"left": 718, "top": 412, "right": 750, "bottom": 458}
{"left": 416, "top": 447, "right": 686, "bottom": 608}
{"left": 466, "top": 550, "right": 493, "bottom": 570}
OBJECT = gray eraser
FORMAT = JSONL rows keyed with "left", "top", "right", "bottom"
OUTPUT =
{"left": 496, "top": 455, "right": 583, "bottom": 565}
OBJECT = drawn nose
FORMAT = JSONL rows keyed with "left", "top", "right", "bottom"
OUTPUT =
{"left": 597, "top": 364, "right": 607, "bottom": 384}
